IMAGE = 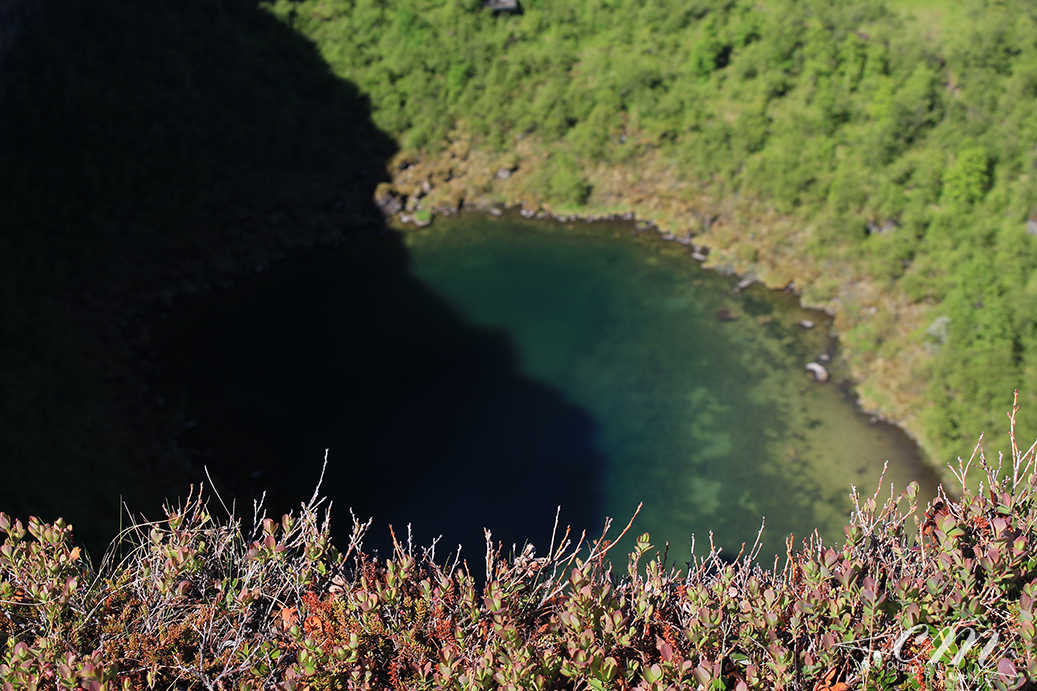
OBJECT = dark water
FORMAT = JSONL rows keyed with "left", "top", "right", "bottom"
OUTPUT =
{"left": 153, "top": 213, "right": 940, "bottom": 564}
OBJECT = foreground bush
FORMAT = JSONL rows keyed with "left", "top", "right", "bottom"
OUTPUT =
{"left": 5, "top": 410, "right": 1037, "bottom": 690}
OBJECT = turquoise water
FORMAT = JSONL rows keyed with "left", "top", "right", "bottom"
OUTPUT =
{"left": 403, "top": 214, "right": 939, "bottom": 562}
{"left": 154, "top": 212, "right": 939, "bottom": 565}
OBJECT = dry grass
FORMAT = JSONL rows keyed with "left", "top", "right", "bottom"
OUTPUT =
{"left": 5, "top": 402, "right": 1037, "bottom": 689}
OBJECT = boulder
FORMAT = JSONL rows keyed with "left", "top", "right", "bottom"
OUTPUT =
{"left": 374, "top": 185, "right": 403, "bottom": 216}
{"left": 733, "top": 276, "right": 754, "bottom": 293}
{"left": 805, "top": 362, "right": 829, "bottom": 383}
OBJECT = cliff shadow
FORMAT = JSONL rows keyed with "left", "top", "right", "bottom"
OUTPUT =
{"left": 0, "top": 0, "right": 603, "bottom": 556}
{"left": 151, "top": 242, "right": 606, "bottom": 559}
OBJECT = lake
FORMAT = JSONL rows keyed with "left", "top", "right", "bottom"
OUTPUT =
{"left": 152, "top": 212, "right": 940, "bottom": 565}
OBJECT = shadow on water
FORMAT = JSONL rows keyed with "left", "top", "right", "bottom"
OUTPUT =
{"left": 153, "top": 245, "right": 606, "bottom": 558}
{"left": 1, "top": 0, "right": 590, "bottom": 555}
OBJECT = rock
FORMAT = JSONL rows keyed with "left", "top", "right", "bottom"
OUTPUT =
{"left": 485, "top": 0, "right": 520, "bottom": 14}
{"left": 805, "top": 362, "right": 829, "bottom": 383}
{"left": 866, "top": 218, "right": 900, "bottom": 235}
{"left": 659, "top": 231, "right": 675, "bottom": 241}
{"left": 495, "top": 166, "right": 513, "bottom": 180}
{"left": 1027, "top": 218, "right": 1037, "bottom": 236}
{"left": 676, "top": 234, "right": 693, "bottom": 246}
{"left": 733, "top": 276, "right": 754, "bottom": 293}
{"left": 691, "top": 252, "right": 707, "bottom": 261}
{"left": 398, "top": 211, "right": 432, "bottom": 227}
{"left": 926, "top": 315, "right": 951, "bottom": 345}
{"left": 490, "top": 208, "right": 502, "bottom": 216}
{"left": 799, "top": 320, "right": 815, "bottom": 329}
{"left": 715, "top": 308, "right": 738, "bottom": 322}
{"left": 374, "top": 190, "right": 402, "bottom": 216}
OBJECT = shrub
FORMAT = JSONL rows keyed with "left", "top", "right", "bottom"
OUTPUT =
{"left": 5, "top": 400, "right": 1037, "bottom": 689}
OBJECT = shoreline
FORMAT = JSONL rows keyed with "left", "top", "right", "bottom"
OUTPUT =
{"left": 54, "top": 141, "right": 951, "bottom": 546}
{"left": 377, "top": 144, "right": 948, "bottom": 484}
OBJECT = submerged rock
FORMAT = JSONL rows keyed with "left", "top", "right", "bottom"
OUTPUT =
{"left": 715, "top": 308, "right": 738, "bottom": 322}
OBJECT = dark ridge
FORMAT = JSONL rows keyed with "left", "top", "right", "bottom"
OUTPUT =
{"left": 0, "top": 0, "right": 602, "bottom": 558}
{"left": 0, "top": 0, "right": 398, "bottom": 554}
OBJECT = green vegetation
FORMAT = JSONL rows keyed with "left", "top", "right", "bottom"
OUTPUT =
{"left": 268, "top": 0, "right": 1037, "bottom": 473}
{"left": 5, "top": 1, "right": 1037, "bottom": 684}
{"left": 4, "top": 422, "right": 1037, "bottom": 689}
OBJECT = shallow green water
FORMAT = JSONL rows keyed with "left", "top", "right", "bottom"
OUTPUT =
{"left": 153, "top": 211, "right": 940, "bottom": 565}
{"left": 404, "top": 213, "right": 940, "bottom": 562}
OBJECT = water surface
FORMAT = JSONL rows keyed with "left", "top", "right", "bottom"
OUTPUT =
{"left": 403, "top": 214, "right": 939, "bottom": 562}
{"left": 153, "top": 213, "right": 939, "bottom": 565}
